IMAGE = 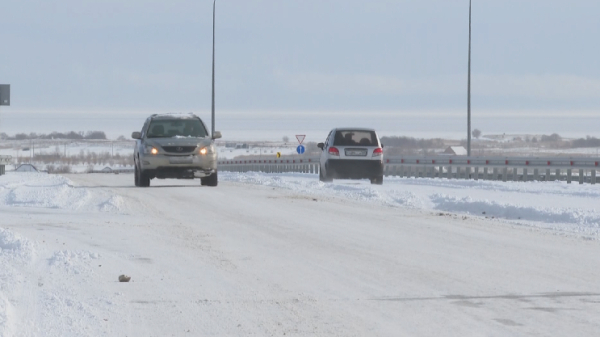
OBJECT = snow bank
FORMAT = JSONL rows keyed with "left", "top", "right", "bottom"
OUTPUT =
{"left": 221, "top": 172, "right": 600, "bottom": 239}
{"left": 0, "top": 228, "right": 36, "bottom": 336}
{"left": 48, "top": 250, "right": 101, "bottom": 275}
{"left": 0, "top": 173, "right": 129, "bottom": 213}
{"left": 0, "top": 227, "right": 103, "bottom": 335}
{"left": 0, "top": 228, "right": 35, "bottom": 263}
{"left": 0, "top": 173, "right": 89, "bottom": 210}
{"left": 98, "top": 195, "right": 125, "bottom": 213}
{"left": 0, "top": 294, "right": 14, "bottom": 337}
{"left": 223, "top": 172, "right": 386, "bottom": 202}
{"left": 431, "top": 194, "right": 600, "bottom": 235}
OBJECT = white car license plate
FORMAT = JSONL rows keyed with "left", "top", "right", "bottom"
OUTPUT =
{"left": 345, "top": 149, "right": 367, "bottom": 156}
{"left": 169, "top": 156, "right": 193, "bottom": 164}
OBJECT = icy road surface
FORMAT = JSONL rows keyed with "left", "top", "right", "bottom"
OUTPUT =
{"left": 1, "top": 172, "right": 600, "bottom": 336}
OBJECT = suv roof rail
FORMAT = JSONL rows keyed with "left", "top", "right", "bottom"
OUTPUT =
{"left": 149, "top": 112, "right": 198, "bottom": 119}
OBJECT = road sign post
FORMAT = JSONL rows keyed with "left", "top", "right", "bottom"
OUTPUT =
{"left": 295, "top": 135, "right": 306, "bottom": 155}
{"left": 0, "top": 85, "right": 10, "bottom": 175}
{"left": 0, "top": 155, "right": 10, "bottom": 176}
{"left": 0, "top": 85, "right": 10, "bottom": 106}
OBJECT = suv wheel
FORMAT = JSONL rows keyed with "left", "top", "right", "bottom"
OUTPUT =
{"left": 134, "top": 164, "right": 140, "bottom": 186}
{"left": 319, "top": 166, "right": 332, "bottom": 183}
{"left": 370, "top": 175, "right": 383, "bottom": 185}
{"left": 201, "top": 171, "right": 218, "bottom": 187}
{"left": 136, "top": 163, "right": 150, "bottom": 187}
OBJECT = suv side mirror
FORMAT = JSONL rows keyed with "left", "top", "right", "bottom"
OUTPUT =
{"left": 212, "top": 131, "right": 222, "bottom": 139}
{"left": 317, "top": 142, "right": 324, "bottom": 150}
{"left": 131, "top": 131, "right": 141, "bottom": 139}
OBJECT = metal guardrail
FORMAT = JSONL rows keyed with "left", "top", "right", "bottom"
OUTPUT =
{"left": 219, "top": 157, "right": 320, "bottom": 174}
{"left": 218, "top": 155, "right": 599, "bottom": 185}
{"left": 90, "top": 168, "right": 135, "bottom": 174}
{"left": 383, "top": 155, "right": 598, "bottom": 185}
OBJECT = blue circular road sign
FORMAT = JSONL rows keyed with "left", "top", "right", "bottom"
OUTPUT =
{"left": 296, "top": 145, "right": 305, "bottom": 154}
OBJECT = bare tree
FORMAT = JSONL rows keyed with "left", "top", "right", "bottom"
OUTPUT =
{"left": 472, "top": 129, "right": 482, "bottom": 139}
{"left": 282, "top": 136, "right": 289, "bottom": 143}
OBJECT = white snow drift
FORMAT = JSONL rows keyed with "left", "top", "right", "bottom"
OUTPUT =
{"left": 221, "top": 172, "right": 600, "bottom": 239}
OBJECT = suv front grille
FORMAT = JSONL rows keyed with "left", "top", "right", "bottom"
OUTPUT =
{"left": 162, "top": 146, "right": 197, "bottom": 153}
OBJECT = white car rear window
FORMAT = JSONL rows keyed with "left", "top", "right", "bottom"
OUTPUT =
{"left": 333, "top": 131, "right": 377, "bottom": 146}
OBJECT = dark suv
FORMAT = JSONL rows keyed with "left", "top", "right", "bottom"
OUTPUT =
{"left": 131, "top": 113, "right": 222, "bottom": 187}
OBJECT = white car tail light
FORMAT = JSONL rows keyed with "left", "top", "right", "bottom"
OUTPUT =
{"left": 372, "top": 148, "right": 383, "bottom": 157}
{"left": 328, "top": 147, "right": 340, "bottom": 156}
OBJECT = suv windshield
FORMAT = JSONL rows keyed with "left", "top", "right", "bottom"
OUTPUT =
{"left": 147, "top": 119, "right": 208, "bottom": 138}
{"left": 333, "top": 130, "right": 378, "bottom": 146}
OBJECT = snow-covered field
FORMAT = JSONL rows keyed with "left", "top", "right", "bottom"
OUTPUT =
{"left": 1, "top": 172, "right": 600, "bottom": 336}
{"left": 0, "top": 140, "right": 304, "bottom": 173}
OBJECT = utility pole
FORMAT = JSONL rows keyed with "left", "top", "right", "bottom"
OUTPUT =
{"left": 211, "top": 0, "right": 216, "bottom": 138}
{"left": 0, "top": 85, "right": 10, "bottom": 133}
{"left": 467, "top": 0, "right": 472, "bottom": 157}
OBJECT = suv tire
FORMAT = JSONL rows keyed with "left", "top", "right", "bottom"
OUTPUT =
{"left": 201, "top": 171, "right": 218, "bottom": 187}
{"left": 136, "top": 163, "right": 151, "bottom": 187}
{"left": 319, "top": 166, "right": 333, "bottom": 183}
{"left": 134, "top": 163, "right": 140, "bottom": 187}
{"left": 370, "top": 175, "right": 383, "bottom": 185}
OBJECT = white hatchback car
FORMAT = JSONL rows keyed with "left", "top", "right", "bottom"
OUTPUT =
{"left": 317, "top": 128, "right": 384, "bottom": 184}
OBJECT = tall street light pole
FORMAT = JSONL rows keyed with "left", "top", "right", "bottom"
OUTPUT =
{"left": 467, "top": 0, "right": 472, "bottom": 157}
{"left": 211, "top": 0, "right": 216, "bottom": 138}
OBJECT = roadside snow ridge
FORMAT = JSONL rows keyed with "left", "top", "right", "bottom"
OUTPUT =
{"left": 221, "top": 172, "right": 600, "bottom": 239}
{"left": 0, "top": 173, "right": 129, "bottom": 213}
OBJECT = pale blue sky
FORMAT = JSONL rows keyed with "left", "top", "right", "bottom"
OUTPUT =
{"left": 1, "top": 0, "right": 599, "bottom": 114}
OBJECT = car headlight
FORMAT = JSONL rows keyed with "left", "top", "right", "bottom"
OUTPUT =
{"left": 199, "top": 145, "right": 215, "bottom": 155}
{"left": 144, "top": 145, "right": 159, "bottom": 155}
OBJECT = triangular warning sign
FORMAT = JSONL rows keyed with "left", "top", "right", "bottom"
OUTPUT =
{"left": 295, "top": 135, "right": 306, "bottom": 144}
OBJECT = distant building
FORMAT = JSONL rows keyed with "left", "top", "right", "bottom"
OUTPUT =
{"left": 443, "top": 146, "right": 468, "bottom": 156}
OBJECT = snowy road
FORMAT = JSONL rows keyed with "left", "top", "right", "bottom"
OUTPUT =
{"left": 1, "top": 172, "right": 600, "bottom": 336}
